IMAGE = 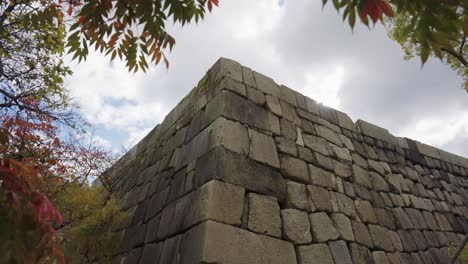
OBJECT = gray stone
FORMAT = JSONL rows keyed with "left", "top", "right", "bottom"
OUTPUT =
{"left": 253, "top": 71, "right": 280, "bottom": 97}
{"left": 331, "top": 145, "right": 353, "bottom": 164}
{"left": 387, "top": 252, "right": 404, "bottom": 264}
{"left": 285, "top": 181, "right": 310, "bottom": 211}
{"left": 329, "top": 240, "right": 353, "bottom": 264}
{"left": 247, "top": 193, "right": 281, "bottom": 238}
{"left": 368, "top": 159, "right": 386, "bottom": 175}
{"left": 351, "top": 153, "right": 369, "bottom": 169}
{"left": 404, "top": 208, "right": 427, "bottom": 230}
{"left": 280, "top": 118, "right": 296, "bottom": 141}
{"left": 349, "top": 243, "right": 373, "bottom": 264}
{"left": 316, "top": 125, "right": 342, "bottom": 146}
{"left": 369, "top": 224, "right": 394, "bottom": 251}
{"left": 242, "top": 66, "right": 256, "bottom": 87}
{"left": 266, "top": 95, "right": 283, "bottom": 116}
{"left": 281, "top": 209, "right": 312, "bottom": 244}
{"left": 211, "top": 57, "right": 243, "bottom": 83}
{"left": 330, "top": 213, "right": 355, "bottom": 241}
{"left": 279, "top": 85, "right": 298, "bottom": 106}
{"left": 373, "top": 251, "right": 391, "bottom": 264}
{"left": 374, "top": 208, "right": 396, "bottom": 230}
{"left": 249, "top": 129, "right": 280, "bottom": 168}
{"left": 309, "top": 164, "right": 336, "bottom": 190}
{"left": 303, "top": 134, "right": 333, "bottom": 156}
{"left": 392, "top": 207, "right": 413, "bottom": 230}
{"left": 139, "top": 242, "right": 163, "bottom": 264}
{"left": 370, "top": 172, "right": 390, "bottom": 192}
{"left": 280, "top": 100, "right": 301, "bottom": 125}
{"left": 309, "top": 212, "right": 340, "bottom": 242}
{"left": 397, "top": 230, "right": 418, "bottom": 252}
{"left": 352, "top": 164, "right": 372, "bottom": 188}
{"left": 352, "top": 221, "right": 374, "bottom": 248}
{"left": 389, "top": 230, "right": 403, "bottom": 251}
{"left": 179, "top": 220, "right": 296, "bottom": 264}
{"left": 280, "top": 155, "right": 309, "bottom": 183}
{"left": 195, "top": 147, "right": 286, "bottom": 200}
{"left": 333, "top": 160, "right": 353, "bottom": 179}
{"left": 307, "top": 185, "right": 333, "bottom": 212}
{"left": 204, "top": 90, "right": 280, "bottom": 135}
{"left": 275, "top": 137, "right": 297, "bottom": 156}
{"left": 246, "top": 86, "right": 266, "bottom": 106}
{"left": 312, "top": 152, "right": 335, "bottom": 171}
{"left": 296, "top": 127, "right": 305, "bottom": 146}
{"left": 334, "top": 192, "right": 358, "bottom": 218}
{"left": 355, "top": 200, "right": 377, "bottom": 224}
{"left": 297, "top": 244, "right": 335, "bottom": 264}
{"left": 159, "top": 235, "right": 182, "bottom": 264}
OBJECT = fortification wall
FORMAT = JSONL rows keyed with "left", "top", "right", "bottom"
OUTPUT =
{"left": 108, "top": 58, "right": 468, "bottom": 264}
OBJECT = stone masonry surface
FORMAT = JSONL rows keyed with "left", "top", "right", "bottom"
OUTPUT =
{"left": 106, "top": 58, "right": 468, "bottom": 264}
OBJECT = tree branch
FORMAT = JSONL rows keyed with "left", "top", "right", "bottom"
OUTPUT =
{"left": 441, "top": 47, "right": 468, "bottom": 67}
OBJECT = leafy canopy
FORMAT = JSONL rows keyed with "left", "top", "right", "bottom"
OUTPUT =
{"left": 66, "top": 0, "right": 219, "bottom": 72}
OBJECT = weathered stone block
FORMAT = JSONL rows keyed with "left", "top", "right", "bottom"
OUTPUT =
{"left": 316, "top": 125, "right": 342, "bottom": 146}
{"left": 285, "top": 181, "right": 310, "bottom": 211}
{"left": 179, "top": 220, "right": 296, "bottom": 264}
{"left": 159, "top": 235, "right": 182, "bottom": 264}
{"left": 248, "top": 193, "right": 282, "bottom": 238}
{"left": 195, "top": 147, "right": 286, "bottom": 203}
{"left": 249, "top": 129, "right": 280, "bottom": 168}
{"left": 253, "top": 71, "right": 281, "bottom": 97}
{"left": 369, "top": 224, "right": 394, "bottom": 251}
{"left": 297, "top": 244, "right": 335, "bottom": 264}
{"left": 349, "top": 243, "right": 372, "bottom": 264}
{"left": 355, "top": 200, "right": 377, "bottom": 224}
{"left": 204, "top": 90, "right": 280, "bottom": 135}
{"left": 352, "top": 221, "right": 374, "bottom": 248}
{"left": 330, "top": 213, "right": 355, "bottom": 241}
{"left": 266, "top": 95, "right": 283, "bottom": 116}
{"left": 352, "top": 164, "right": 372, "bottom": 189}
{"left": 246, "top": 86, "right": 266, "bottom": 106}
{"left": 309, "top": 164, "right": 336, "bottom": 190}
{"left": 307, "top": 185, "right": 333, "bottom": 212}
{"left": 275, "top": 137, "right": 298, "bottom": 156}
{"left": 329, "top": 240, "right": 353, "bottom": 264}
{"left": 281, "top": 209, "right": 312, "bottom": 244}
{"left": 309, "top": 212, "right": 340, "bottom": 242}
{"left": 280, "top": 155, "right": 309, "bottom": 183}
{"left": 303, "top": 134, "right": 333, "bottom": 156}
{"left": 373, "top": 251, "right": 391, "bottom": 264}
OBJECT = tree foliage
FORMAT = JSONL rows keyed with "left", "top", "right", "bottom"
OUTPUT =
{"left": 325, "top": 0, "right": 467, "bottom": 90}
{"left": 54, "top": 183, "right": 128, "bottom": 263}
{"left": 66, "top": 0, "right": 219, "bottom": 72}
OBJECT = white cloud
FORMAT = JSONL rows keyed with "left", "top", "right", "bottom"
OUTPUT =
{"left": 64, "top": 0, "right": 468, "bottom": 158}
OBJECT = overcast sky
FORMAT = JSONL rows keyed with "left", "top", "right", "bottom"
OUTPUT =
{"left": 65, "top": 0, "right": 468, "bottom": 158}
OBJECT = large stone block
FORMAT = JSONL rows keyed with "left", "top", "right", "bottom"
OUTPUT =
{"left": 329, "top": 240, "right": 353, "bottom": 264}
{"left": 297, "top": 244, "right": 335, "bottom": 264}
{"left": 280, "top": 155, "right": 309, "bottom": 183}
{"left": 195, "top": 147, "right": 286, "bottom": 201}
{"left": 249, "top": 129, "right": 280, "bottom": 168}
{"left": 285, "top": 181, "right": 310, "bottom": 211}
{"left": 307, "top": 185, "right": 333, "bottom": 212}
{"left": 330, "top": 213, "right": 355, "bottom": 241}
{"left": 253, "top": 71, "right": 281, "bottom": 97}
{"left": 281, "top": 209, "right": 312, "bottom": 244}
{"left": 179, "top": 220, "right": 296, "bottom": 264}
{"left": 247, "top": 193, "right": 282, "bottom": 238}
{"left": 204, "top": 90, "right": 280, "bottom": 135}
{"left": 309, "top": 212, "right": 340, "bottom": 242}
{"left": 309, "top": 165, "right": 336, "bottom": 190}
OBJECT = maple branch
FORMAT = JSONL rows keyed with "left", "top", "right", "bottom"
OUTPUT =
{"left": 441, "top": 47, "right": 468, "bottom": 67}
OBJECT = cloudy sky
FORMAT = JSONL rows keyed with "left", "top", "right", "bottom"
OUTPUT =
{"left": 64, "top": 0, "right": 468, "bottom": 158}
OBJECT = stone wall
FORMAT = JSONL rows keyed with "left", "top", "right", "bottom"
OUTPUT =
{"left": 108, "top": 58, "right": 468, "bottom": 264}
